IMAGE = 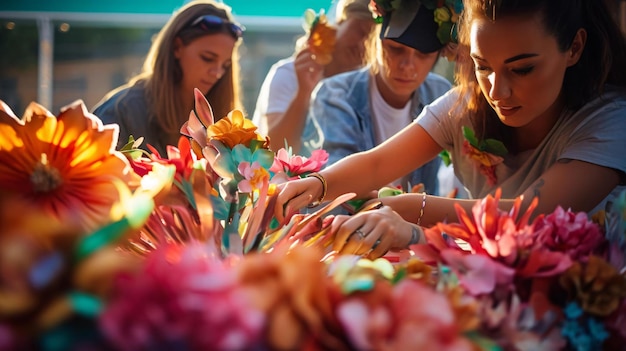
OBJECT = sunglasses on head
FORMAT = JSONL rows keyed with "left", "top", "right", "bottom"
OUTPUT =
{"left": 190, "top": 15, "right": 244, "bottom": 39}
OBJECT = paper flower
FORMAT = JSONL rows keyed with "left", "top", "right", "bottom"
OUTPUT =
{"left": 207, "top": 109, "right": 268, "bottom": 149}
{"left": 270, "top": 147, "right": 329, "bottom": 180}
{"left": 101, "top": 243, "right": 264, "bottom": 351}
{"left": 534, "top": 206, "right": 605, "bottom": 261}
{"left": 338, "top": 279, "right": 474, "bottom": 351}
{"left": 559, "top": 255, "right": 626, "bottom": 317}
{"left": 419, "top": 189, "right": 573, "bottom": 285}
{"left": 237, "top": 246, "right": 348, "bottom": 350}
{"left": 0, "top": 100, "right": 134, "bottom": 232}
{"left": 304, "top": 9, "right": 336, "bottom": 65}
{"left": 461, "top": 126, "right": 507, "bottom": 186}
{"left": 237, "top": 161, "right": 271, "bottom": 193}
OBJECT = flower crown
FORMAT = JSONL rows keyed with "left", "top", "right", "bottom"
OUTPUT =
{"left": 371, "top": 0, "right": 463, "bottom": 60}
{"left": 422, "top": 0, "right": 463, "bottom": 46}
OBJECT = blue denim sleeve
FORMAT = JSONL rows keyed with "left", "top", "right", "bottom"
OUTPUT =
{"left": 303, "top": 77, "right": 372, "bottom": 167}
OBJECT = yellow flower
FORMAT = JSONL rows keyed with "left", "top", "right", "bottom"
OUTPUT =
{"left": 206, "top": 109, "right": 268, "bottom": 149}
{"left": 0, "top": 100, "right": 135, "bottom": 232}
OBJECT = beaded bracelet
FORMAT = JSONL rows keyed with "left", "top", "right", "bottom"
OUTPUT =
{"left": 417, "top": 192, "right": 427, "bottom": 226}
{"left": 306, "top": 173, "right": 327, "bottom": 208}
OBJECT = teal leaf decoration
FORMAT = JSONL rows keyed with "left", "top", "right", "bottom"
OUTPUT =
{"left": 174, "top": 178, "right": 197, "bottom": 210}
{"left": 75, "top": 218, "right": 131, "bottom": 261}
{"left": 464, "top": 331, "right": 503, "bottom": 351}
{"left": 69, "top": 292, "right": 103, "bottom": 317}
{"left": 342, "top": 278, "right": 375, "bottom": 294}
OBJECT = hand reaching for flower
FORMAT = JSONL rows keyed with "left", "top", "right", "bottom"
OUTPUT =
{"left": 330, "top": 205, "right": 423, "bottom": 259}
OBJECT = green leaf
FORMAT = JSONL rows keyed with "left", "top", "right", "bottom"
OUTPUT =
{"left": 175, "top": 178, "right": 197, "bottom": 210}
{"left": 483, "top": 139, "right": 508, "bottom": 156}
{"left": 464, "top": 331, "right": 503, "bottom": 351}
{"left": 75, "top": 218, "right": 130, "bottom": 261}
{"left": 303, "top": 8, "right": 317, "bottom": 29}
{"left": 392, "top": 267, "right": 407, "bottom": 284}
{"left": 462, "top": 126, "right": 479, "bottom": 148}
{"left": 439, "top": 150, "right": 452, "bottom": 166}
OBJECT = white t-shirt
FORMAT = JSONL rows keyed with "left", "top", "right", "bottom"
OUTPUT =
{"left": 252, "top": 57, "right": 298, "bottom": 135}
{"left": 370, "top": 76, "right": 413, "bottom": 145}
{"left": 417, "top": 86, "right": 626, "bottom": 212}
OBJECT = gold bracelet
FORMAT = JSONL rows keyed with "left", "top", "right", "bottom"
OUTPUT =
{"left": 306, "top": 173, "right": 327, "bottom": 208}
{"left": 417, "top": 192, "right": 427, "bottom": 226}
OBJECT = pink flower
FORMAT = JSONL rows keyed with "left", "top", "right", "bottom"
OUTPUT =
{"left": 237, "top": 161, "right": 270, "bottom": 193}
{"left": 534, "top": 206, "right": 605, "bottom": 261}
{"left": 338, "top": 280, "right": 474, "bottom": 351}
{"left": 100, "top": 243, "right": 264, "bottom": 351}
{"left": 419, "top": 190, "right": 573, "bottom": 279}
{"left": 441, "top": 250, "right": 515, "bottom": 295}
{"left": 270, "top": 148, "right": 328, "bottom": 179}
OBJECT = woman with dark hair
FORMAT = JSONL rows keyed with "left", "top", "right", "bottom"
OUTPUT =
{"left": 274, "top": 0, "right": 626, "bottom": 258}
{"left": 92, "top": 0, "right": 244, "bottom": 155}
{"left": 300, "top": 0, "right": 453, "bottom": 196}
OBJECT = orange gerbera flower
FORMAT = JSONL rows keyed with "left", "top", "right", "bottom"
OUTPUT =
{"left": 206, "top": 109, "right": 268, "bottom": 149}
{"left": 0, "top": 100, "right": 135, "bottom": 232}
{"left": 307, "top": 12, "right": 336, "bottom": 65}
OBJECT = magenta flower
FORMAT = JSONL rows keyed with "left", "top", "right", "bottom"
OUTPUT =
{"left": 100, "top": 243, "right": 264, "bottom": 351}
{"left": 533, "top": 206, "right": 605, "bottom": 261}
{"left": 270, "top": 148, "right": 329, "bottom": 179}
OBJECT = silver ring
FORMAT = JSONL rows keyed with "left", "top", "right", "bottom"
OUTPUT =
{"left": 354, "top": 229, "right": 365, "bottom": 240}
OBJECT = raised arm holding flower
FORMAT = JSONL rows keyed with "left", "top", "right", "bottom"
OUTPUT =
{"left": 276, "top": 0, "right": 626, "bottom": 258}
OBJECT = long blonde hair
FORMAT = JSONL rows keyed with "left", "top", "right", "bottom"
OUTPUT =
{"left": 132, "top": 0, "right": 243, "bottom": 134}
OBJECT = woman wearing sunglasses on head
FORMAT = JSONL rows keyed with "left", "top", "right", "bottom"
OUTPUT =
{"left": 92, "top": 0, "right": 244, "bottom": 155}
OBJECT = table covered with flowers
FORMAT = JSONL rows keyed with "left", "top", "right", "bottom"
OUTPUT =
{"left": 0, "top": 91, "right": 624, "bottom": 351}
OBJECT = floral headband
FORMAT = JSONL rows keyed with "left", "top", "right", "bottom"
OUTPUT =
{"left": 371, "top": 0, "right": 463, "bottom": 60}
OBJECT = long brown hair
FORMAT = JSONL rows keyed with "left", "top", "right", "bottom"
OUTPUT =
{"left": 132, "top": 0, "right": 243, "bottom": 134}
{"left": 454, "top": 0, "right": 626, "bottom": 152}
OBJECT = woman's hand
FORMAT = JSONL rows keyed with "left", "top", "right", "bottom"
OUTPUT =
{"left": 274, "top": 176, "right": 324, "bottom": 223}
{"left": 330, "top": 206, "right": 422, "bottom": 259}
{"left": 293, "top": 48, "right": 324, "bottom": 97}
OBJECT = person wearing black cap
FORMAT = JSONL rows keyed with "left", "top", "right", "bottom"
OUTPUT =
{"left": 276, "top": 0, "right": 626, "bottom": 259}
{"left": 300, "top": 0, "right": 453, "bottom": 196}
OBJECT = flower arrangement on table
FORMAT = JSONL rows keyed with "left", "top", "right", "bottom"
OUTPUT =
{"left": 1, "top": 92, "right": 625, "bottom": 351}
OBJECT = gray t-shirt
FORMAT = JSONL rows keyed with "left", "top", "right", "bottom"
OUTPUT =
{"left": 417, "top": 86, "right": 626, "bottom": 212}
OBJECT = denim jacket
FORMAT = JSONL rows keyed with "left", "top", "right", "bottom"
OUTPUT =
{"left": 301, "top": 67, "right": 452, "bottom": 195}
